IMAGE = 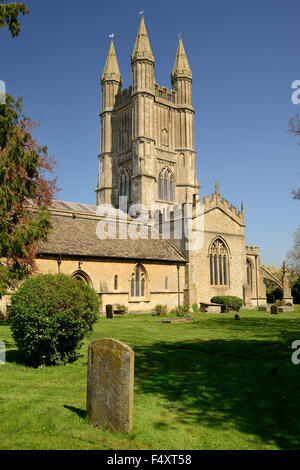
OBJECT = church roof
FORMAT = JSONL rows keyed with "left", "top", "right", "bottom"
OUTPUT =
{"left": 37, "top": 201, "right": 186, "bottom": 263}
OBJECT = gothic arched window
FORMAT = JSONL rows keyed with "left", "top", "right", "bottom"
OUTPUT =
{"left": 246, "top": 259, "right": 253, "bottom": 291}
{"left": 130, "top": 264, "right": 147, "bottom": 298}
{"left": 119, "top": 169, "right": 132, "bottom": 201}
{"left": 158, "top": 168, "right": 174, "bottom": 202}
{"left": 209, "top": 239, "right": 229, "bottom": 286}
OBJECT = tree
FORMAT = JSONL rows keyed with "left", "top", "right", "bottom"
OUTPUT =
{"left": 0, "top": 1, "right": 28, "bottom": 37}
{"left": 0, "top": 95, "right": 58, "bottom": 295}
{"left": 287, "top": 226, "right": 300, "bottom": 273}
{"left": 289, "top": 114, "right": 300, "bottom": 199}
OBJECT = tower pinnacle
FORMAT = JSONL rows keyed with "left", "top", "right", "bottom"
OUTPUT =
{"left": 131, "top": 16, "right": 154, "bottom": 62}
{"left": 171, "top": 36, "right": 192, "bottom": 80}
{"left": 215, "top": 179, "right": 219, "bottom": 194}
{"left": 101, "top": 40, "right": 121, "bottom": 82}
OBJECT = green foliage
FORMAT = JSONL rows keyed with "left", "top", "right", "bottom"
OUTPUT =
{"left": 171, "top": 305, "right": 190, "bottom": 317}
{"left": 116, "top": 304, "right": 128, "bottom": 314}
{"left": 266, "top": 285, "right": 283, "bottom": 304}
{"left": 291, "top": 276, "right": 300, "bottom": 304}
{"left": 152, "top": 304, "right": 168, "bottom": 316}
{"left": 9, "top": 274, "right": 100, "bottom": 366}
{"left": 192, "top": 303, "right": 199, "bottom": 314}
{"left": 0, "top": 1, "right": 28, "bottom": 37}
{"left": 211, "top": 296, "right": 243, "bottom": 313}
{"left": 0, "top": 95, "right": 58, "bottom": 295}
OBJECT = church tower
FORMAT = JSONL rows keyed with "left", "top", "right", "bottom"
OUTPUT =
{"left": 95, "top": 17, "right": 200, "bottom": 210}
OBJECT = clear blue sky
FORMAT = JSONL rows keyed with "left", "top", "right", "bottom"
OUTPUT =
{"left": 1, "top": 0, "right": 299, "bottom": 266}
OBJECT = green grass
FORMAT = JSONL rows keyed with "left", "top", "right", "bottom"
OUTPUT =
{"left": 1, "top": 307, "right": 300, "bottom": 450}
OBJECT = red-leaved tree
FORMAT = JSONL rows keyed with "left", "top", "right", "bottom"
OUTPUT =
{"left": 0, "top": 95, "right": 59, "bottom": 294}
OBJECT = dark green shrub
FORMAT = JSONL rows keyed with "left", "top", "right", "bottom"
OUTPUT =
{"left": 152, "top": 304, "right": 168, "bottom": 316}
{"left": 211, "top": 296, "right": 243, "bottom": 313}
{"left": 192, "top": 303, "right": 199, "bottom": 314}
{"left": 291, "top": 276, "right": 300, "bottom": 304}
{"left": 9, "top": 273, "right": 100, "bottom": 366}
{"left": 266, "top": 285, "right": 283, "bottom": 304}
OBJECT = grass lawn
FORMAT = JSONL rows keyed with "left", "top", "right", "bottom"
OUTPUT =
{"left": 0, "top": 307, "right": 300, "bottom": 450}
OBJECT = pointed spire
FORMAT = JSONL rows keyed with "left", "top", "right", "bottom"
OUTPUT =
{"left": 283, "top": 260, "right": 287, "bottom": 273}
{"left": 215, "top": 179, "right": 219, "bottom": 194}
{"left": 101, "top": 40, "right": 121, "bottom": 82}
{"left": 171, "top": 36, "right": 192, "bottom": 80}
{"left": 241, "top": 200, "right": 244, "bottom": 212}
{"left": 132, "top": 16, "right": 154, "bottom": 62}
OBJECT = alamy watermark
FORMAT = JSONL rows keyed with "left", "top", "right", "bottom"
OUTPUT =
{"left": 291, "top": 80, "right": 300, "bottom": 105}
{"left": 0, "top": 80, "right": 6, "bottom": 104}
{"left": 291, "top": 340, "right": 300, "bottom": 365}
{"left": 95, "top": 197, "right": 205, "bottom": 251}
{"left": 0, "top": 340, "right": 5, "bottom": 365}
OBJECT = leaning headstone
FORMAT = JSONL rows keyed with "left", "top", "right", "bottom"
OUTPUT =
{"left": 86, "top": 338, "right": 134, "bottom": 432}
{"left": 106, "top": 304, "right": 114, "bottom": 319}
{"left": 270, "top": 305, "right": 278, "bottom": 315}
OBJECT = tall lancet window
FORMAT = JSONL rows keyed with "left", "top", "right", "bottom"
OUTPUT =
{"left": 158, "top": 168, "right": 174, "bottom": 202}
{"left": 209, "top": 238, "right": 229, "bottom": 286}
{"left": 158, "top": 174, "right": 163, "bottom": 200}
{"left": 119, "top": 169, "right": 132, "bottom": 201}
{"left": 246, "top": 259, "right": 253, "bottom": 291}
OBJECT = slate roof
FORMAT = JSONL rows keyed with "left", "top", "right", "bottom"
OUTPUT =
{"left": 37, "top": 201, "right": 186, "bottom": 263}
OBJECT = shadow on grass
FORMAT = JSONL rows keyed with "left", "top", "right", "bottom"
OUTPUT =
{"left": 63, "top": 405, "right": 87, "bottom": 420}
{"left": 134, "top": 332, "right": 300, "bottom": 449}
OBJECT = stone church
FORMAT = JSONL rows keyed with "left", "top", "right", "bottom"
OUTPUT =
{"left": 2, "top": 17, "right": 270, "bottom": 314}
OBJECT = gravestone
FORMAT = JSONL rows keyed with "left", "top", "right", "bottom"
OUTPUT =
{"left": 86, "top": 338, "right": 134, "bottom": 432}
{"left": 275, "top": 299, "right": 282, "bottom": 307}
{"left": 106, "top": 304, "right": 114, "bottom": 319}
{"left": 270, "top": 305, "right": 278, "bottom": 315}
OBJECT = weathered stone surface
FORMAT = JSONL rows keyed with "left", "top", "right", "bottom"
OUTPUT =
{"left": 270, "top": 305, "right": 278, "bottom": 315}
{"left": 258, "top": 306, "right": 270, "bottom": 312}
{"left": 86, "top": 338, "right": 134, "bottom": 432}
{"left": 199, "top": 302, "right": 222, "bottom": 313}
{"left": 158, "top": 318, "right": 193, "bottom": 324}
{"left": 278, "top": 306, "right": 294, "bottom": 313}
{"left": 106, "top": 304, "right": 114, "bottom": 318}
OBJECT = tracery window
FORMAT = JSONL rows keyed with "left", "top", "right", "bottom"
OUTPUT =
{"left": 130, "top": 264, "right": 147, "bottom": 298}
{"left": 158, "top": 168, "right": 174, "bottom": 202}
{"left": 209, "top": 239, "right": 229, "bottom": 286}
{"left": 119, "top": 169, "right": 132, "bottom": 201}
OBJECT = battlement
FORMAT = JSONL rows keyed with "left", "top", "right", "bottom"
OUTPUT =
{"left": 115, "top": 86, "right": 132, "bottom": 107}
{"left": 202, "top": 191, "right": 244, "bottom": 224}
{"left": 246, "top": 246, "right": 260, "bottom": 255}
{"left": 155, "top": 84, "right": 176, "bottom": 103}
